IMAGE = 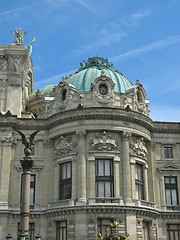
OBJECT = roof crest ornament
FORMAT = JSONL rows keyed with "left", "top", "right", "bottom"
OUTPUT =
{"left": 76, "top": 56, "right": 114, "bottom": 73}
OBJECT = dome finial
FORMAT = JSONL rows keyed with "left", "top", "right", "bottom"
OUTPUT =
{"left": 76, "top": 56, "right": 114, "bottom": 73}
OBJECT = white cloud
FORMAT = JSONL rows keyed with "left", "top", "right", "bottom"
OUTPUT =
{"left": 0, "top": 3, "right": 41, "bottom": 16}
{"left": 110, "top": 35, "right": 180, "bottom": 63}
{"left": 74, "top": 0, "right": 97, "bottom": 13}
{"left": 72, "top": 9, "right": 151, "bottom": 56}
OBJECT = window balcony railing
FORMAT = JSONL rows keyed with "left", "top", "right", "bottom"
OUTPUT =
{"left": 48, "top": 198, "right": 75, "bottom": 208}
{"left": 88, "top": 197, "right": 123, "bottom": 204}
{"left": 133, "top": 199, "right": 156, "bottom": 209}
{"left": 166, "top": 205, "right": 180, "bottom": 210}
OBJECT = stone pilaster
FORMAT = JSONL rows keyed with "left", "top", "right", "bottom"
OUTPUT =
{"left": 143, "top": 166, "right": 149, "bottom": 201}
{"left": 114, "top": 156, "right": 120, "bottom": 198}
{"left": 122, "top": 131, "right": 132, "bottom": 202}
{"left": 43, "top": 139, "right": 54, "bottom": 203}
{"left": 76, "top": 130, "right": 86, "bottom": 203}
{"left": 0, "top": 136, "right": 13, "bottom": 206}
{"left": 130, "top": 162, "right": 136, "bottom": 200}
{"left": 88, "top": 156, "right": 95, "bottom": 199}
{"left": 72, "top": 158, "right": 77, "bottom": 199}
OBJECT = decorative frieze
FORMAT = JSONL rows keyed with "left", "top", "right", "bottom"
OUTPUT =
{"left": 0, "top": 136, "right": 16, "bottom": 145}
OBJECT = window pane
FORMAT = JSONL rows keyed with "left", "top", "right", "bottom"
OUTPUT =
{"left": 66, "top": 163, "right": 71, "bottom": 179}
{"left": 30, "top": 188, "right": 34, "bottom": 205}
{"left": 164, "top": 147, "right": 173, "bottom": 158}
{"left": 30, "top": 175, "right": 35, "bottom": 182}
{"left": 99, "top": 182, "right": 104, "bottom": 198}
{"left": 63, "top": 228, "right": 66, "bottom": 240}
{"left": 172, "top": 190, "right": 178, "bottom": 205}
{"left": 105, "top": 160, "right": 110, "bottom": 176}
{"left": 165, "top": 177, "right": 170, "bottom": 184}
{"left": 170, "top": 178, "right": 176, "bottom": 184}
{"left": 98, "top": 160, "right": 104, "bottom": 176}
{"left": 166, "top": 189, "right": 171, "bottom": 205}
{"left": 62, "top": 164, "right": 66, "bottom": 179}
{"left": 105, "top": 182, "right": 110, "bottom": 197}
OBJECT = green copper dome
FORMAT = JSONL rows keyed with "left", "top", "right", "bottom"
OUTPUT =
{"left": 28, "top": 57, "right": 133, "bottom": 99}
{"left": 66, "top": 57, "right": 133, "bottom": 93}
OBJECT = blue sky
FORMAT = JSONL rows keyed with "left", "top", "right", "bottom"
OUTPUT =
{"left": 0, "top": 0, "right": 180, "bottom": 122}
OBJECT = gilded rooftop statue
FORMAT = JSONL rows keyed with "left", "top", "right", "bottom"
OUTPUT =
{"left": 11, "top": 28, "right": 27, "bottom": 43}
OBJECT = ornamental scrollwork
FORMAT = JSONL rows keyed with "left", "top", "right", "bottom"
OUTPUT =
{"left": 89, "top": 131, "right": 120, "bottom": 153}
{"left": 0, "top": 136, "right": 16, "bottom": 145}
{"left": 130, "top": 137, "right": 148, "bottom": 160}
{"left": 55, "top": 135, "right": 77, "bottom": 156}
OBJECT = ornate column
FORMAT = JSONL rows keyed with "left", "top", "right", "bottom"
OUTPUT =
{"left": 15, "top": 130, "right": 39, "bottom": 239}
{"left": 76, "top": 130, "right": 86, "bottom": 203}
{"left": 20, "top": 159, "right": 34, "bottom": 237}
{"left": 122, "top": 131, "right": 132, "bottom": 202}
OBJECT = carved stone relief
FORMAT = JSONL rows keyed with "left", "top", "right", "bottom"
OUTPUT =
{"left": 46, "top": 78, "right": 77, "bottom": 116}
{"left": 7, "top": 55, "right": 29, "bottom": 87}
{"left": 0, "top": 58, "right": 7, "bottom": 71}
{"left": 55, "top": 135, "right": 77, "bottom": 156}
{"left": 89, "top": 131, "right": 120, "bottom": 153}
{"left": 130, "top": 137, "right": 148, "bottom": 160}
{"left": 91, "top": 72, "right": 115, "bottom": 105}
{"left": 0, "top": 136, "right": 16, "bottom": 145}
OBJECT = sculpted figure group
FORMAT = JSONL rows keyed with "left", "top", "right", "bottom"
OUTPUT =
{"left": 98, "top": 217, "right": 129, "bottom": 240}
{"left": 11, "top": 28, "right": 27, "bottom": 43}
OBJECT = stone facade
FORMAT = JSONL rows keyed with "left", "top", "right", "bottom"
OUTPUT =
{"left": 0, "top": 35, "right": 180, "bottom": 240}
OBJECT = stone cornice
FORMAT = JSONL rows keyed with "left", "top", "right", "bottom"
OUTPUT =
{"left": 153, "top": 121, "right": 180, "bottom": 133}
{"left": 0, "top": 107, "right": 179, "bottom": 133}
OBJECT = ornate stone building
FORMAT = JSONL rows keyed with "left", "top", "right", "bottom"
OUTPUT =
{"left": 0, "top": 32, "right": 180, "bottom": 240}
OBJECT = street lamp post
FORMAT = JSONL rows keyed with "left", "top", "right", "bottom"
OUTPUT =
{"left": 15, "top": 130, "right": 39, "bottom": 239}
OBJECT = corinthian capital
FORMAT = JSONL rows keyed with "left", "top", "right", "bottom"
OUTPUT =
{"left": 76, "top": 130, "right": 86, "bottom": 137}
{"left": 122, "top": 131, "right": 131, "bottom": 140}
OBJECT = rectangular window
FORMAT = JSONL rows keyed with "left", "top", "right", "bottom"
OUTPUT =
{"left": 30, "top": 175, "right": 36, "bottom": 207}
{"left": 56, "top": 221, "right": 67, "bottom": 240}
{"left": 18, "top": 223, "right": 35, "bottom": 240}
{"left": 135, "top": 163, "right": 144, "bottom": 200}
{"left": 98, "top": 219, "right": 112, "bottom": 237}
{"left": 143, "top": 222, "right": 150, "bottom": 240}
{"left": 31, "top": 144, "right": 35, "bottom": 155}
{"left": 165, "top": 177, "right": 179, "bottom": 207}
{"left": 96, "top": 159, "right": 114, "bottom": 198}
{"left": 164, "top": 147, "right": 173, "bottom": 158}
{"left": 59, "top": 162, "right": 72, "bottom": 200}
{"left": 167, "top": 224, "right": 180, "bottom": 240}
